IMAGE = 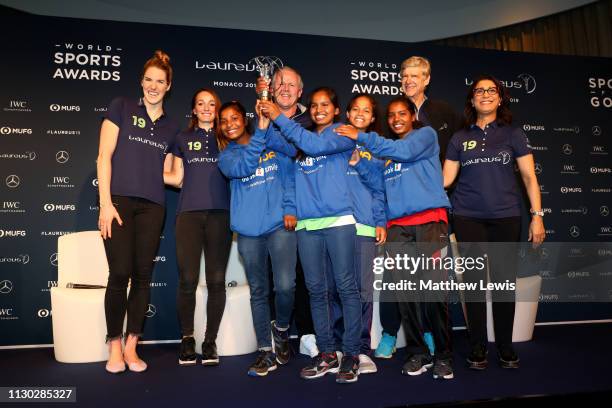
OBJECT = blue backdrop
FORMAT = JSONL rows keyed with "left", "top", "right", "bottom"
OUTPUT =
{"left": 1, "top": 6, "right": 611, "bottom": 346}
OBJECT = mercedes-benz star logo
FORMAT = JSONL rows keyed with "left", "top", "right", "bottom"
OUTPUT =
{"left": 56, "top": 150, "right": 69, "bottom": 164}
{"left": 601, "top": 206, "right": 610, "bottom": 217}
{"left": 0, "top": 280, "right": 13, "bottom": 294}
{"left": 562, "top": 144, "right": 573, "bottom": 155}
{"left": 592, "top": 126, "right": 602, "bottom": 136}
{"left": 5, "top": 175, "right": 20, "bottom": 188}
{"left": 569, "top": 226, "right": 580, "bottom": 238}
{"left": 145, "top": 304, "right": 156, "bottom": 317}
{"left": 50, "top": 253, "right": 58, "bottom": 266}
{"left": 534, "top": 163, "right": 543, "bottom": 175}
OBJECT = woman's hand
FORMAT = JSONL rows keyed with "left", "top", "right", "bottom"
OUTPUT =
{"left": 348, "top": 149, "right": 361, "bottom": 166}
{"left": 528, "top": 216, "right": 545, "bottom": 248}
{"left": 334, "top": 124, "right": 359, "bottom": 140}
{"left": 284, "top": 214, "right": 297, "bottom": 231}
{"left": 259, "top": 100, "right": 281, "bottom": 121}
{"left": 375, "top": 226, "right": 387, "bottom": 245}
{"left": 98, "top": 204, "right": 123, "bottom": 239}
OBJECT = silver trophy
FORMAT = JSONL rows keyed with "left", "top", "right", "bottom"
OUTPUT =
{"left": 249, "top": 56, "right": 284, "bottom": 101}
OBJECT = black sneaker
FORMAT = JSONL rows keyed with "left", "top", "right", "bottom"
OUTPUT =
{"left": 336, "top": 355, "right": 359, "bottom": 384}
{"left": 467, "top": 344, "right": 488, "bottom": 370}
{"left": 401, "top": 353, "right": 433, "bottom": 376}
{"left": 271, "top": 321, "right": 290, "bottom": 365}
{"left": 432, "top": 358, "right": 454, "bottom": 380}
{"left": 201, "top": 341, "right": 219, "bottom": 366}
{"left": 247, "top": 350, "right": 277, "bottom": 377}
{"left": 300, "top": 352, "right": 340, "bottom": 379}
{"left": 498, "top": 344, "right": 520, "bottom": 369}
{"left": 178, "top": 336, "right": 197, "bottom": 366}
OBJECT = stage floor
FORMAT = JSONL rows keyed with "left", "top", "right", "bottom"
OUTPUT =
{"left": 1, "top": 323, "right": 611, "bottom": 407}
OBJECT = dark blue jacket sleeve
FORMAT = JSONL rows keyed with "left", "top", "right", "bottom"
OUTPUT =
{"left": 218, "top": 128, "right": 267, "bottom": 179}
{"left": 357, "top": 127, "right": 438, "bottom": 163}
{"left": 353, "top": 159, "right": 386, "bottom": 227}
{"left": 273, "top": 114, "right": 355, "bottom": 156}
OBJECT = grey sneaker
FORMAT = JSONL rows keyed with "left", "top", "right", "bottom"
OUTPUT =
{"left": 401, "top": 353, "right": 434, "bottom": 376}
{"left": 358, "top": 354, "right": 378, "bottom": 374}
{"left": 432, "top": 358, "right": 454, "bottom": 380}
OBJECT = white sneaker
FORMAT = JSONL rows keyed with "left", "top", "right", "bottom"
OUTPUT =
{"left": 299, "top": 334, "right": 319, "bottom": 358}
{"left": 358, "top": 354, "right": 378, "bottom": 374}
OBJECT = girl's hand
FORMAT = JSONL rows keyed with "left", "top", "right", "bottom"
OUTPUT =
{"left": 375, "top": 227, "right": 387, "bottom": 245}
{"left": 284, "top": 214, "right": 297, "bottom": 231}
{"left": 256, "top": 101, "right": 270, "bottom": 129}
{"left": 98, "top": 204, "right": 123, "bottom": 239}
{"left": 334, "top": 124, "right": 359, "bottom": 140}
{"left": 348, "top": 149, "right": 361, "bottom": 166}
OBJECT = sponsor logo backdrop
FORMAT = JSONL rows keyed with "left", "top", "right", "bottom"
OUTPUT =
{"left": 1, "top": 7, "right": 611, "bottom": 346}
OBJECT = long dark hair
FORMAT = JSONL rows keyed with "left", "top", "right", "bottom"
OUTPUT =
{"left": 464, "top": 74, "right": 512, "bottom": 127}
{"left": 385, "top": 96, "right": 423, "bottom": 138}
{"left": 346, "top": 93, "right": 382, "bottom": 135}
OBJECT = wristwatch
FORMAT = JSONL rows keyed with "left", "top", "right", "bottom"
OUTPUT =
{"left": 530, "top": 208, "right": 544, "bottom": 217}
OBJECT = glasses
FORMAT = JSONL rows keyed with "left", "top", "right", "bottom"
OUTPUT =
{"left": 473, "top": 87, "right": 498, "bottom": 96}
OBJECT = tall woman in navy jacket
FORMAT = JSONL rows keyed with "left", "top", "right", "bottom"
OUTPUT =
{"left": 164, "top": 88, "right": 232, "bottom": 366}
{"left": 218, "top": 101, "right": 297, "bottom": 377}
{"left": 97, "top": 50, "right": 179, "bottom": 373}
{"left": 336, "top": 96, "right": 454, "bottom": 380}
{"left": 443, "top": 75, "right": 545, "bottom": 370}
{"left": 260, "top": 88, "right": 362, "bottom": 384}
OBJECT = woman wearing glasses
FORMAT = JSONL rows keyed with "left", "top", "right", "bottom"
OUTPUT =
{"left": 443, "top": 74, "right": 545, "bottom": 370}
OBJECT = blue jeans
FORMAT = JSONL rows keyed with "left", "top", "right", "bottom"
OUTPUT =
{"left": 238, "top": 228, "right": 297, "bottom": 349}
{"left": 329, "top": 235, "right": 375, "bottom": 354}
{"left": 297, "top": 225, "right": 361, "bottom": 356}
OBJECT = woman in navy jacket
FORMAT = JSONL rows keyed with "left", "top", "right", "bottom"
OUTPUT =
{"left": 97, "top": 50, "right": 179, "bottom": 373}
{"left": 443, "top": 74, "right": 545, "bottom": 370}
{"left": 164, "top": 88, "right": 232, "bottom": 367}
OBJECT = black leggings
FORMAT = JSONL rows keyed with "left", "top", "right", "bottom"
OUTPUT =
{"left": 452, "top": 215, "right": 521, "bottom": 348}
{"left": 175, "top": 210, "right": 232, "bottom": 341}
{"left": 104, "top": 195, "right": 165, "bottom": 340}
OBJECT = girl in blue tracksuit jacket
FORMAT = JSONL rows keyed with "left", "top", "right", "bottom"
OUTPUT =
{"left": 335, "top": 96, "right": 455, "bottom": 380}
{"left": 328, "top": 94, "right": 387, "bottom": 375}
{"left": 217, "top": 101, "right": 297, "bottom": 378}
{"left": 259, "top": 87, "right": 362, "bottom": 384}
